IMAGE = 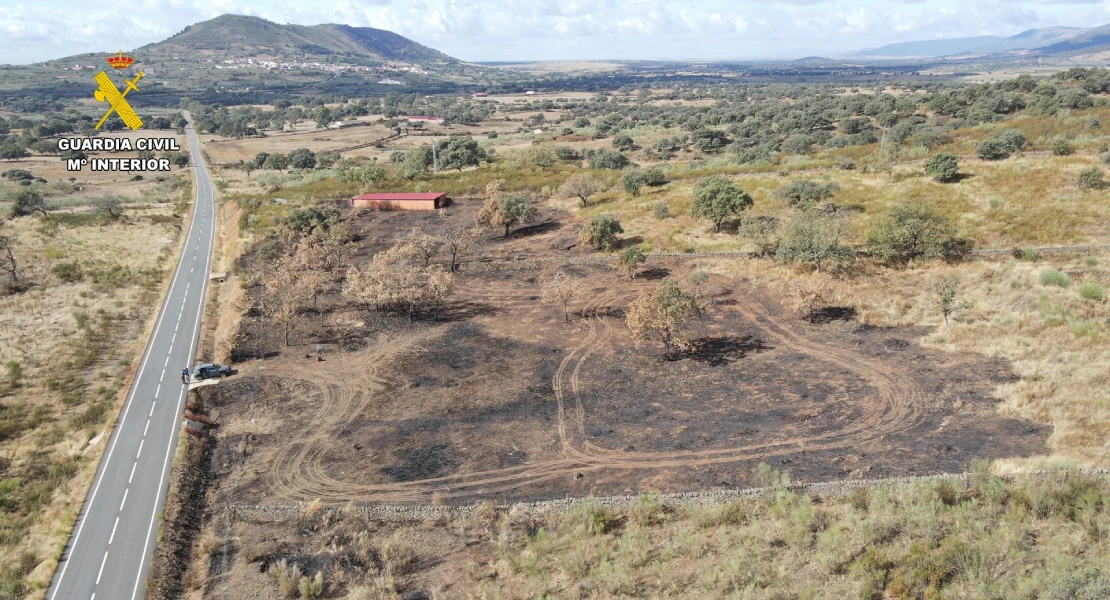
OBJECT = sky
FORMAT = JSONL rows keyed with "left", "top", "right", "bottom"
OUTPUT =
{"left": 1, "top": 0, "right": 1109, "bottom": 65}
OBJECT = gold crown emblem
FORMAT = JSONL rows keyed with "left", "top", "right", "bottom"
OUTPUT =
{"left": 107, "top": 51, "right": 135, "bottom": 69}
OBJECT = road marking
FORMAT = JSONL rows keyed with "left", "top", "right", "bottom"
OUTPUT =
{"left": 172, "top": 332, "right": 176, "bottom": 344}
{"left": 96, "top": 552, "right": 108, "bottom": 584}
{"left": 163, "top": 356, "right": 169, "bottom": 368}
{"left": 48, "top": 155, "right": 203, "bottom": 599}
{"left": 155, "top": 384, "right": 161, "bottom": 398}
{"left": 132, "top": 132, "right": 213, "bottom": 600}
{"left": 109, "top": 517, "right": 119, "bottom": 544}
{"left": 149, "top": 401, "right": 156, "bottom": 417}
{"left": 160, "top": 368, "right": 165, "bottom": 379}
{"left": 119, "top": 488, "right": 128, "bottom": 512}
{"left": 143, "top": 419, "right": 150, "bottom": 437}
{"left": 136, "top": 440, "right": 144, "bottom": 459}
{"left": 129, "top": 462, "right": 136, "bottom": 484}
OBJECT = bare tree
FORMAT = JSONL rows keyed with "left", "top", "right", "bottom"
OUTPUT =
{"left": 425, "top": 266, "right": 455, "bottom": 320}
{"left": 560, "top": 173, "right": 604, "bottom": 208}
{"left": 542, "top": 271, "right": 580, "bottom": 322}
{"left": 94, "top": 194, "right": 124, "bottom": 220}
{"left": 0, "top": 235, "right": 19, "bottom": 286}
{"left": 437, "top": 225, "right": 478, "bottom": 272}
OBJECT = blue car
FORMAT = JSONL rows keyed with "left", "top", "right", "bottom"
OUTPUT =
{"left": 193, "top": 363, "right": 231, "bottom": 380}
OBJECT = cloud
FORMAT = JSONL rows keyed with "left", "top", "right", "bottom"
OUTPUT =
{"left": 0, "top": 0, "right": 1105, "bottom": 64}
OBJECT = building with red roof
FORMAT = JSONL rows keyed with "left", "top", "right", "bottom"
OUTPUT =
{"left": 351, "top": 192, "right": 447, "bottom": 211}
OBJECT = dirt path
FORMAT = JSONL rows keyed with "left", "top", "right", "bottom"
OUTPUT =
{"left": 257, "top": 281, "right": 938, "bottom": 504}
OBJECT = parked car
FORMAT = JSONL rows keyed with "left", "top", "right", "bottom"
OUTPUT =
{"left": 193, "top": 363, "right": 232, "bottom": 380}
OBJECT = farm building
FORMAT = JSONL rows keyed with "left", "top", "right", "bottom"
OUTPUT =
{"left": 406, "top": 115, "right": 444, "bottom": 124}
{"left": 351, "top": 192, "right": 448, "bottom": 211}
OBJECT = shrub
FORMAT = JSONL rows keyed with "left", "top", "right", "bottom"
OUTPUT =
{"left": 1078, "top": 167, "right": 1105, "bottom": 189}
{"left": 652, "top": 201, "right": 670, "bottom": 219}
{"left": 976, "top": 138, "right": 1011, "bottom": 161}
{"left": 867, "top": 201, "right": 967, "bottom": 264}
{"left": 1078, "top": 282, "right": 1105, "bottom": 301}
{"left": 1045, "top": 567, "right": 1110, "bottom": 600}
{"left": 1051, "top": 137, "right": 1074, "bottom": 156}
{"left": 924, "top": 152, "right": 959, "bottom": 183}
{"left": 641, "top": 166, "right": 666, "bottom": 186}
{"left": 1040, "top": 269, "right": 1071, "bottom": 287}
{"left": 589, "top": 150, "right": 631, "bottom": 170}
{"left": 51, "top": 261, "right": 83, "bottom": 283}
{"left": 579, "top": 214, "right": 623, "bottom": 251}
{"left": 570, "top": 500, "right": 612, "bottom": 535}
{"left": 777, "top": 212, "right": 853, "bottom": 272}
{"left": 772, "top": 179, "right": 840, "bottom": 209}
{"left": 628, "top": 494, "right": 666, "bottom": 526}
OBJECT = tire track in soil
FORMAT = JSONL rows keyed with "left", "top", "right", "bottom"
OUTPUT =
{"left": 264, "top": 284, "right": 930, "bottom": 504}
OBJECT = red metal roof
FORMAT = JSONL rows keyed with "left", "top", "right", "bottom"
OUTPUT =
{"left": 352, "top": 193, "right": 446, "bottom": 201}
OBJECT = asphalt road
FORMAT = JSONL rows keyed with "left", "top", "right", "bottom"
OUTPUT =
{"left": 48, "top": 114, "right": 215, "bottom": 600}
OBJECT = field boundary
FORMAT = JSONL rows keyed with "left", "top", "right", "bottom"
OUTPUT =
{"left": 227, "top": 468, "right": 1110, "bottom": 523}
{"left": 457, "top": 243, "right": 1110, "bottom": 272}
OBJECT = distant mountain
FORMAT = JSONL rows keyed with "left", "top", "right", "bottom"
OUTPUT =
{"left": 845, "top": 26, "right": 1086, "bottom": 59}
{"left": 137, "top": 14, "right": 458, "bottom": 65}
{"left": 1037, "top": 24, "right": 1110, "bottom": 56}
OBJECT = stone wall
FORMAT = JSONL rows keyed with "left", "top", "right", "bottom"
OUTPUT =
{"left": 229, "top": 469, "right": 1110, "bottom": 524}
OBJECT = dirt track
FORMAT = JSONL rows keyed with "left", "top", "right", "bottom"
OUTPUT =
{"left": 218, "top": 276, "right": 1041, "bottom": 505}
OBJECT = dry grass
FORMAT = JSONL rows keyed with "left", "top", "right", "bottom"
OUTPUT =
{"left": 221, "top": 467, "right": 1110, "bottom": 599}
{"left": 710, "top": 251, "right": 1110, "bottom": 465}
{"left": 0, "top": 200, "right": 186, "bottom": 595}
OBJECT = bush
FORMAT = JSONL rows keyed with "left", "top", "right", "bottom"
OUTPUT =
{"left": 867, "top": 201, "right": 966, "bottom": 264}
{"left": 51, "top": 261, "right": 83, "bottom": 283}
{"left": 924, "top": 152, "right": 959, "bottom": 183}
{"left": 772, "top": 179, "right": 840, "bottom": 209}
{"left": 776, "top": 212, "right": 853, "bottom": 272}
{"left": 579, "top": 214, "right": 623, "bottom": 251}
{"left": 1051, "top": 137, "right": 1074, "bottom": 156}
{"left": 1040, "top": 269, "right": 1071, "bottom": 287}
{"left": 589, "top": 150, "right": 631, "bottom": 170}
{"left": 641, "top": 166, "right": 667, "bottom": 186}
{"left": 1078, "top": 282, "right": 1105, "bottom": 301}
{"left": 1078, "top": 167, "right": 1105, "bottom": 189}
{"left": 976, "top": 138, "right": 1011, "bottom": 161}
{"left": 652, "top": 201, "right": 669, "bottom": 219}
{"left": 1045, "top": 567, "right": 1110, "bottom": 600}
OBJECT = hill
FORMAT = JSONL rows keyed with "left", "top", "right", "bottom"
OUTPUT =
{"left": 143, "top": 14, "right": 458, "bottom": 65}
{"left": 846, "top": 26, "right": 1085, "bottom": 58}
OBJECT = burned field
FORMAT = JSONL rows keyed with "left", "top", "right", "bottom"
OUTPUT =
{"left": 208, "top": 206, "right": 1048, "bottom": 506}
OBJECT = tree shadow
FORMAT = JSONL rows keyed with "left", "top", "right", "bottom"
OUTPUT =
{"left": 618, "top": 235, "right": 644, "bottom": 249}
{"left": 806, "top": 306, "right": 858, "bottom": 324}
{"left": 506, "top": 221, "right": 561, "bottom": 239}
{"left": 679, "top": 335, "right": 772, "bottom": 366}
{"left": 637, "top": 267, "right": 671, "bottom": 280}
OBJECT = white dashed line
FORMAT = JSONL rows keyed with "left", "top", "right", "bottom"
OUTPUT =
{"left": 160, "top": 368, "right": 165, "bottom": 379}
{"left": 119, "top": 489, "right": 128, "bottom": 512}
{"left": 143, "top": 420, "right": 150, "bottom": 437}
{"left": 155, "top": 384, "right": 160, "bottom": 399}
{"left": 96, "top": 552, "right": 108, "bottom": 584}
{"left": 136, "top": 440, "right": 144, "bottom": 459}
{"left": 163, "top": 356, "right": 169, "bottom": 368}
{"left": 129, "top": 462, "right": 136, "bottom": 484}
{"left": 172, "top": 332, "right": 177, "bottom": 344}
{"left": 149, "top": 401, "right": 156, "bottom": 417}
{"left": 109, "top": 518, "right": 119, "bottom": 544}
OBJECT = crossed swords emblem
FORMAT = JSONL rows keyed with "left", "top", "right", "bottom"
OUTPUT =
{"left": 93, "top": 70, "right": 144, "bottom": 130}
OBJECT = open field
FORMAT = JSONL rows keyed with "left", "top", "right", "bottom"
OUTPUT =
{"left": 196, "top": 205, "right": 1048, "bottom": 508}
